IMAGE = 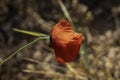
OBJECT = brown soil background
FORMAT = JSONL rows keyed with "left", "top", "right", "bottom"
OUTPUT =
{"left": 0, "top": 0, "right": 120, "bottom": 80}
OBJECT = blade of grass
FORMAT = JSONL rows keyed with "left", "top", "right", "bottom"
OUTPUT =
{"left": 0, "top": 36, "right": 49, "bottom": 66}
{"left": 80, "top": 44, "right": 91, "bottom": 79}
{"left": 13, "top": 28, "right": 47, "bottom": 37}
{"left": 80, "top": 44, "right": 89, "bottom": 69}
{"left": 57, "top": 0, "right": 74, "bottom": 29}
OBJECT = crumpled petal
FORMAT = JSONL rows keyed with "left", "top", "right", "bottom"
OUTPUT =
{"left": 51, "top": 19, "right": 82, "bottom": 63}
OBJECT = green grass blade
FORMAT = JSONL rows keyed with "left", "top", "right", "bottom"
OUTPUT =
{"left": 80, "top": 44, "right": 89, "bottom": 69}
{"left": 0, "top": 36, "right": 49, "bottom": 66}
{"left": 57, "top": 0, "right": 74, "bottom": 29}
{"left": 13, "top": 28, "right": 47, "bottom": 37}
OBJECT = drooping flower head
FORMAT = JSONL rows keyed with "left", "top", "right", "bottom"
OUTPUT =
{"left": 51, "top": 19, "right": 82, "bottom": 63}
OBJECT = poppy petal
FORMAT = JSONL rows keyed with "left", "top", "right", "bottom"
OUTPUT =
{"left": 51, "top": 19, "right": 82, "bottom": 63}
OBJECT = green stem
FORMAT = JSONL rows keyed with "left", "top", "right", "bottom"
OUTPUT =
{"left": 57, "top": 0, "right": 74, "bottom": 29}
{"left": 80, "top": 44, "right": 89, "bottom": 69}
{"left": 0, "top": 36, "right": 49, "bottom": 66}
{"left": 80, "top": 44, "right": 92, "bottom": 80}
{"left": 13, "top": 28, "right": 47, "bottom": 37}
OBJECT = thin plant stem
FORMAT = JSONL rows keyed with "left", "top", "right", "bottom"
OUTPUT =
{"left": 57, "top": 0, "right": 74, "bottom": 29}
{"left": 80, "top": 44, "right": 89, "bottom": 69}
{"left": 13, "top": 28, "right": 47, "bottom": 37}
{"left": 80, "top": 44, "right": 91, "bottom": 80}
{"left": 0, "top": 36, "right": 49, "bottom": 66}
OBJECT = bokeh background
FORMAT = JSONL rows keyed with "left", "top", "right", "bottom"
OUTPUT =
{"left": 0, "top": 0, "right": 120, "bottom": 80}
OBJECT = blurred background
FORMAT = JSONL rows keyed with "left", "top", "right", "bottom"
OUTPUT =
{"left": 0, "top": 0, "right": 120, "bottom": 80}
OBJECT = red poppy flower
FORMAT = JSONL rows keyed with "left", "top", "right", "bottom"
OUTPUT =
{"left": 51, "top": 19, "right": 82, "bottom": 63}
